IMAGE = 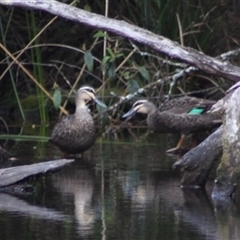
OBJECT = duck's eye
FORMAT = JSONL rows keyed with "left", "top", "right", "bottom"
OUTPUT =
{"left": 133, "top": 102, "right": 142, "bottom": 108}
{"left": 86, "top": 88, "right": 95, "bottom": 94}
{"left": 133, "top": 100, "right": 147, "bottom": 108}
{"left": 80, "top": 86, "right": 95, "bottom": 94}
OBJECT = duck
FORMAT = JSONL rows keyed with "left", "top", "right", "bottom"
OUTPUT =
{"left": 122, "top": 98, "right": 222, "bottom": 153}
{"left": 50, "top": 86, "right": 106, "bottom": 155}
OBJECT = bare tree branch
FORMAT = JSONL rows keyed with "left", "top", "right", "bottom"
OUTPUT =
{"left": 1, "top": 0, "right": 240, "bottom": 82}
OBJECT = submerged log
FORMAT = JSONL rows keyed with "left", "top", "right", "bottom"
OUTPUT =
{"left": 0, "top": 159, "right": 74, "bottom": 190}
{"left": 173, "top": 126, "right": 222, "bottom": 187}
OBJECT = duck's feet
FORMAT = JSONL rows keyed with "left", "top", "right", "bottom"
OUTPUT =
{"left": 166, "top": 134, "right": 187, "bottom": 154}
{"left": 165, "top": 147, "right": 190, "bottom": 155}
{"left": 165, "top": 147, "right": 183, "bottom": 154}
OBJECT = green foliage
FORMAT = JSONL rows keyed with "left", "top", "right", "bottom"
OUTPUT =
{"left": 0, "top": 9, "right": 25, "bottom": 121}
{"left": 138, "top": 66, "right": 150, "bottom": 82}
{"left": 84, "top": 51, "right": 94, "bottom": 72}
{"left": 0, "top": 134, "right": 49, "bottom": 142}
{"left": 93, "top": 30, "right": 108, "bottom": 38}
{"left": 0, "top": 0, "right": 238, "bottom": 128}
{"left": 127, "top": 79, "right": 140, "bottom": 94}
{"left": 107, "top": 63, "right": 116, "bottom": 81}
{"left": 52, "top": 89, "right": 62, "bottom": 110}
{"left": 27, "top": 10, "right": 48, "bottom": 123}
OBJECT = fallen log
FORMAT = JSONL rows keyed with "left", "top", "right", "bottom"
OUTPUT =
{"left": 172, "top": 126, "right": 222, "bottom": 187}
{"left": 0, "top": 159, "right": 74, "bottom": 191}
{"left": 173, "top": 80, "right": 240, "bottom": 198}
{"left": 211, "top": 84, "right": 240, "bottom": 199}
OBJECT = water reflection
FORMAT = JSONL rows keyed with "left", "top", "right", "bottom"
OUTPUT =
{"left": 0, "top": 193, "right": 70, "bottom": 221}
{"left": 52, "top": 164, "right": 95, "bottom": 237}
{"left": 0, "top": 139, "right": 240, "bottom": 239}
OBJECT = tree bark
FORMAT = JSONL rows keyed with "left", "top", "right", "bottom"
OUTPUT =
{"left": 174, "top": 82, "right": 240, "bottom": 198}
{"left": 1, "top": 0, "right": 240, "bottom": 82}
{"left": 173, "top": 127, "right": 222, "bottom": 187}
{"left": 0, "top": 159, "right": 74, "bottom": 189}
{"left": 212, "top": 87, "right": 240, "bottom": 199}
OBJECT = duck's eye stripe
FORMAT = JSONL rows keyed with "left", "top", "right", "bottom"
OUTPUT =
{"left": 80, "top": 86, "right": 95, "bottom": 94}
{"left": 133, "top": 102, "right": 142, "bottom": 107}
{"left": 88, "top": 89, "right": 95, "bottom": 94}
{"left": 133, "top": 100, "right": 147, "bottom": 108}
{"left": 85, "top": 87, "right": 95, "bottom": 94}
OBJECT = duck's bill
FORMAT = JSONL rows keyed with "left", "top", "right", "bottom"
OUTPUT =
{"left": 122, "top": 109, "right": 136, "bottom": 118}
{"left": 94, "top": 98, "right": 107, "bottom": 108}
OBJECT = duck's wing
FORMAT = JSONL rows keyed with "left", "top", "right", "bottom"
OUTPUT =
{"left": 151, "top": 110, "right": 221, "bottom": 134}
{"left": 159, "top": 96, "right": 216, "bottom": 114}
{"left": 166, "top": 114, "right": 220, "bottom": 135}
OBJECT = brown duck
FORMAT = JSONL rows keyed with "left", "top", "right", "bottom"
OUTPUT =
{"left": 50, "top": 86, "right": 106, "bottom": 155}
{"left": 123, "top": 98, "right": 221, "bottom": 153}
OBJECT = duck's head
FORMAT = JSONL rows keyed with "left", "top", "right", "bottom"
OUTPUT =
{"left": 122, "top": 100, "right": 156, "bottom": 118}
{"left": 76, "top": 86, "right": 106, "bottom": 108}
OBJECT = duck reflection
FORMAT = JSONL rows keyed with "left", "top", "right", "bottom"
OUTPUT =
{"left": 51, "top": 163, "right": 95, "bottom": 236}
{"left": 116, "top": 170, "right": 156, "bottom": 208}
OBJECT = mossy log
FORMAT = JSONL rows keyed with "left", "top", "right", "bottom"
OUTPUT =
{"left": 173, "top": 126, "right": 222, "bottom": 187}
{"left": 0, "top": 159, "right": 74, "bottom": 192}
{"left": 212, "top": 86, "right": 240, "bottom": 199}
{"left": 174, "top": 82, "right": 240, "bottom": 199}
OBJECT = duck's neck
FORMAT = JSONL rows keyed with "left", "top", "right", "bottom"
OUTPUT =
{"left": 75, "top": 99, "right": 88, "bottom": 112}
{"left": 147, "top": 102, "right": 158, "bottom": 115}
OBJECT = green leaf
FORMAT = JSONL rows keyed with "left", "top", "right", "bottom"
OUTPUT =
{"left": 127, "top": 79, "right": 140, "bottom": 93}
{"left": 116, "top": 53, "right": 124, "bottom": 58}
{"left": 84, "top": 51, "right": 94, "bottom": 72}
{"left": 102, "top": 55, "right": 111, "bottom": 65}
{"left": 107, "top": 63, "right": 116, "bottom": 81}
{"left": 53, "top": 89, "right": 62, "bottom": 110}
{"left": 106, "top": 47, "right": 115, "bottom": 59}
{"left": 139, "top": 66, "right": 150, "bottom": 81}
{"left": 123, "top": 71, "right": 131, "bottom": 80}
{"left": 93, "top": 30, "right": 108, "bottom": 38}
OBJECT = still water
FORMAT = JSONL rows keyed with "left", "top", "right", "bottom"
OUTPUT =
{"left": 0, "top": 133, "right": 240, "bottom": 240}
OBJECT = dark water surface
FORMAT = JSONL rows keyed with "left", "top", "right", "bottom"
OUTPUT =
{"left": 0, "top": 134, "right": 240, "bottom": 240}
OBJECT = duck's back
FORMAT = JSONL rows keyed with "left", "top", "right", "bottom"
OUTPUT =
{"left": 147, "top": 111, "right": 221, "bottom": 134}
{"left": 51, "top": 108, "right": 96, "bottom": 154}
